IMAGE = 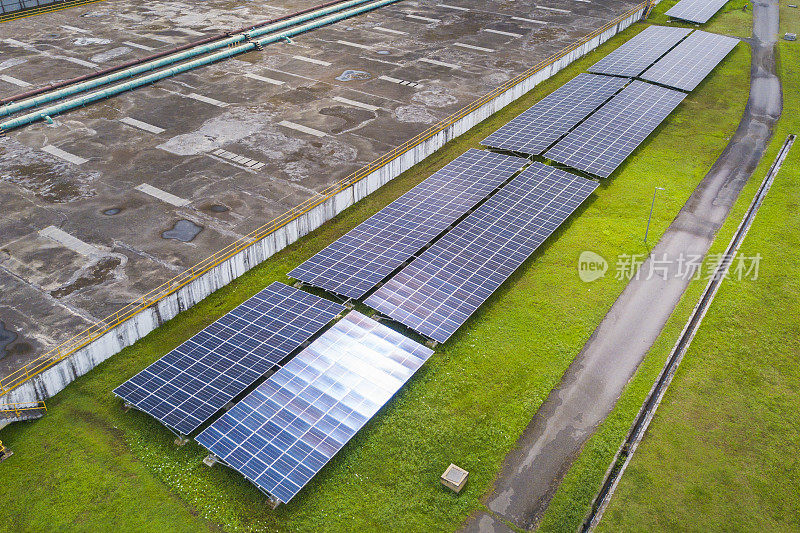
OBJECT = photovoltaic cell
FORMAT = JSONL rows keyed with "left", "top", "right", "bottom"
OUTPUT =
{"left": 666, "top": 0, "right": 730, "bottom": 23}
{"left": 195, "top": 311, "right": 433, "bottom": 503}
{"left": 113, "top": 282, "right": 344, "bottom": 435}
{"left": 288, "top": 149, "right": 526, "bottom": 300}
{"left": 588, "top": 25, "right": 692, "bottom": 77}
{"left": 365, "top": 163, "right": 598, "bottom": 343}
{"left": 544, "top": 81, "right": 686, "bottom": 178}
{"left": 640, "top": 30, "right": 739, "bottom": 91}
{"left": 481, "top": 74, "right": 629, "bottom": 155}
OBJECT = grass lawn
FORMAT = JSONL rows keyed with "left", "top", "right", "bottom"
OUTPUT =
{"left": 540, "top": 7, "right": 798, "bottom": 533}
{"left": 649, "top": 0, "right": 753, "bottom": 38}
{"left": 0, "top": 16, "right": 751, "bottom": 533}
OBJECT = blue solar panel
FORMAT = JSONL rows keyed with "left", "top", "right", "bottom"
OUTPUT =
{"left": 195, "top": 311, "right": 433, "bottom": 503}
{"left": 113, "top": 282, "right": 344, "bottom": 435}
{"left": 288, "top": 149, "right": 527, "bottom": 299}
{"left": 588, "top": 25, "right": 692, "bottom": 78}
{"left": 365, "top": 163, "right": 598, "bottom": 343}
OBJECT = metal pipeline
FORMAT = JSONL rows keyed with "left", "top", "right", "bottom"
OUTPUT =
{"left": 0, "top": 0, "right": 355, "bottom": 107}
{"left": 0, "top": 0, "right": 401, "bottom": 132}
{"left": 0, "top": 0, "right": 379, "bottom": 118}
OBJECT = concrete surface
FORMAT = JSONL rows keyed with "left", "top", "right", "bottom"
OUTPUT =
{"left": 0, "top": 0, "right": 640, "bottom": 383}
{"left": 461, "top": 1, "right": 781, "bottom": 531}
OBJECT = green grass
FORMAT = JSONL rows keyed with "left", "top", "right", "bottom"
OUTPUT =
{"left": 0, "top": 18, "right": 751, "bottom": 533}
{"left": 540, "top": 8, "right": 799, "bottom": 533}
{"left": 648, "top": 0, "right": 753, "bottom": 38}
{"left": 593, "top": 13, "right": 800, "bottom": 533}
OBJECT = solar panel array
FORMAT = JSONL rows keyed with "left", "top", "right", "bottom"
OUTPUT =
{"left": 195, "top": 311, "right": 433, "bottom": 503}
{"left": 481, "top": 74, "right": 629, "bottom": 155}
{"left": 544, "top": 81, "right": 686, "bottom": 178}
{"left": 288, "top": 149, "right": 527, "bottom": 300}
{"left": 114, "top": 283, "right": 344, "bottom": 435}
{"left": 365, "top": 163, "right": 598, "bottom": 343}
{"left": 588, "top": 25, "right": 692, "bottom": 78}
{"left": 640, "top": 30, "right": 739, "bottom": 91}
{"left": 666, "top": 0, "right": 731, "bottom": 23}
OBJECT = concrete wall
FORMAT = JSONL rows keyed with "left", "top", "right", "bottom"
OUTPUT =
{"left": 2, "top": 7, "right": 645, "bottom": 406}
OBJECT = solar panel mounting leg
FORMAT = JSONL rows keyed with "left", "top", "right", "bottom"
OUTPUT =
{"left": 425, "top": 339, "right": 438, "bottom": 349}
{"left": 203, "top": 454, "right": 219, "bottom": 467}
{"left": 174, "top": 435, "right": 189, "bottom": 447}
{"left": 122, "top": 402, "right": 132, "bottom": 412}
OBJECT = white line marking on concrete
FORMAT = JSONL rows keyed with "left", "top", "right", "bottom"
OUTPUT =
{"left": 332, "top": 96, "right": 379, "bottom": 111}
{"left": 0, "top": 74, "right": 31, "bottom": 87}
{"left": 42, "top": 145, "right": 88, "bottom": 165}
{"left": 61, "top": 56, "right": 100, "bottom": 68}
{"left": 40, "top": 226, "right": 99, "bottom": 257}
{"left": 336, "top": 40, "right": 373, "bottom": 50}
{"left": 61, "top": 24, "right": 90, "bottom": 34}
{"left": 373, "top": 26, "right": 408, "bottom": 35}
{"left": 278, "top": 120, "right": 327, "bottom": 137}
{"left": 576, "top": 0, "right": 591, "bottom": 3}
{"left": 292, "top": 55, "right": 332, "bottom": 66}
{"left": 535, "top": 4, "right": 571, "bottom": 12}
{"left": 512, "top": 16, "right": 547, "bottom": 24}
{"left": 143, "top": 34, "right": 176, "bottom": 44}
{"left": 209, "top": 149, "right": 266, "bottom": 170}
{"left": 378, "top": 75, "right": 420, "bottom": 88}
{"left": 177, "top": 28, "right": 205, "bottom": 36}
{"left": 453, "top": 42, "right": 495, "bottom": 52}
{"left": 437, "top": 3, "right": 469, "bottom": 10}
{"left": 119, "top": 117, "right": 165, "bottom": 134}
{"left": 135, "top": 183, "right": 191, "bottom": 207}
{"left": 123, "top": 41, "right": 156, "bottom": 51}
{"left": 406, "top": 14, "right": 441, "bottom": 22}
{"left": 244, "top": 73, "right": 285, "bottom": 85}
{"left": 185, "top": 92, "right": 228, "bottom": 107}
{"left": 419, "top": 57, "right": 460, "bottom": 69}
{"left": 483, "top": 28, "right": 524, "bottom": 37}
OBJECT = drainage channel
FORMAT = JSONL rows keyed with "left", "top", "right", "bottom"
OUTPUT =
{"left": 582, "top": 133, "right": 795, "bottom": 532}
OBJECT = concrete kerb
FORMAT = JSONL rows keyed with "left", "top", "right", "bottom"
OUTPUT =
{"left": 0, "top": 6, "right": 645, "bottom": 406}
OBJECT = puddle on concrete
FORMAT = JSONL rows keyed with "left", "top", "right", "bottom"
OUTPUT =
{"left": 320, "top": 106, "right": 375, "bottom": 134}
{"left": 50, "top": 256, "right": 122, "bottom": 298}
{"left": 336, "top": 70, "right": 371, "bottom": 82}
{"left": 0, "top": 321, "right": 17, "bottom": 358}
{"left": 162, "top": 219, "right": 203, "bottom": 242}
{"left": 209, "top": 204, "right": 229, "bottom": 213}
{"left": 103, "top": 208, "right": 121, "bottom": 215}
{"left": 377, "top": 50, "right": 390, "bottom": 55}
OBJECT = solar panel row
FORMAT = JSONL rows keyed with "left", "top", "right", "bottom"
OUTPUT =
{"left": 544, "top": 81, "right": 686, "bottom": 178}
{"left": 588, "top": 25, "right": 692, "bottom": 78}
{"left": 113, "top": 282, "right": 344, "bottom": 435}
{"left": 195, "top": 311, "right": 433, "bottom": 503}
{"left": 666, "top": 0, "right": 731, "bottom": 24}
{"left": 481, "top": 73, "right": 629, "bottom": 155}
{"left": 365, "top": 163, "right": 598, "bottom": 343}
{"left": 640, "top": 30, "right": 739, "bottom": 91}
{"left": 288, "top": 149, "right": 527, "bottom": 300}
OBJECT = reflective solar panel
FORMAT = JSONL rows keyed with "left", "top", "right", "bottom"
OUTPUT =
{"left": 666, "top": 0, "right": 730, "bottom": 23}
{"left": 544, "top": 81, "right": 686, "bottom": 178}
{"left": 365, "top": 163, "right": 598, "bottom": 343}
{"left": 288, "top": 149, "right": 527, "bottom": 300}
{"left": 588, "top": 25, "right": 692, "bottom": 77}
{"left": 113, "top": 282, "right": 344, "bottom": 435}
{"left": 195, "top": 311, "right": 433, "bottom": 503}
{"left": 640, "top": 30, "right": 739, "bottom": 91}
{"left": 481, "top": 74, "right": 629, "bottom": 155}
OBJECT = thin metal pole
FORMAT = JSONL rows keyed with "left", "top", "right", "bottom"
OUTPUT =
{"left": 644, "top": 187, "right": 665, "bottom": 244}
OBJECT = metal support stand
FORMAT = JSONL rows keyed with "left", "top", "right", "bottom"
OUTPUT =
{"left": 174, "top": 435, "right": 189, "bottom": 447}
{"left": 203, "top": 454, "right": 219, "bottom": 467}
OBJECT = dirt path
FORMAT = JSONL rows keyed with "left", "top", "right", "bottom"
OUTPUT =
{"left": 461, "top": 3, "right": 782, "bottom": 531}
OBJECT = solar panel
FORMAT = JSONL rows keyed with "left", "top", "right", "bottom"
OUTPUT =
{"left": 288, "top": 149, "right": 526, "bottom": 300}
{"left": 481, "top": 74, "right": 629, "bottom": 155}
{"left": 640, "top": 30, "right": 739, "bottom": 91}
{"left": 195, "top": 311, "right": 433, "bottom": 503}
{"left": 365, "top": 163, "right": 598, "bottom": 343}
{"left": 544, "top": 81, "right": 686, "bottom": 178}
{"left": 113, "top": 282, "right": 344, "bottom": 435}
{"left": 666, "top": 0, "right": 730, "bottom": 23}
{"left": 588, "top": 25, "right": 692, "bottom": 77}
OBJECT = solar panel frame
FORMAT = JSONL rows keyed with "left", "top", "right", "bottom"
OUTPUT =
{"left": 639, "top": 30, "right": 739, "bottom": 91}
{"left": 666, "top": 0, "right": 731, "bottom": 23}
{"left": 288, "top": 149, "right": 527, "bottom": 300}
{"left": 481, "top": 74, "right": 629, "bottom": 155}
{"left": 544, "top": 81, "right": 686, "bottom": 178}
{"left": 364, "top": 163, "right": 598, "bottom": 343}
{"left": 113, "top": 282, "right": 344, "bottom": 435}
{"left": 587, "top": 25, "right": 692, "bottom": 77}
{"left": 195, "top": 311, "right": 433, "bottom": 503}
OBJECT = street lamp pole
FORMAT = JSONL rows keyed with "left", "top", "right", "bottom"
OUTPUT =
{"left": 644, "top": 186, "right": 665, "bottom": 244}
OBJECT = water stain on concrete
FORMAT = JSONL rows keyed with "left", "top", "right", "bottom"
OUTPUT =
{"left": 161, "top": 219, "right": 203, "bottom": 242}
{"left": 50, "top": 256, "right": 122, "bottom": 298}
{"left": 335, "top": 69, "right": 371, "bottom": 82}
{"left": 0, "top": 321, "right": 17, "bottom": 358}
{"left": 103, "top": 208, "right": 121, "bottom": 215}
{"left": 209, "top": 204, "right": 229, "bottom": 213}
